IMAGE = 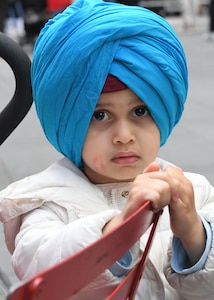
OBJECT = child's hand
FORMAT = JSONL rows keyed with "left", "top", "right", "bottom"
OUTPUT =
{"left": 163, "top": 165, "right": 206, "bottom": 265}
{"left": 103, "top": 162, "right": 173, "bottom": 233}
{"left": 126, "top": 162, "right": 206, "bottom": 265}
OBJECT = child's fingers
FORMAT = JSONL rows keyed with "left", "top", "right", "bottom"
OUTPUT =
{"left": 143, "top": 162, "right": 161, "bottom": 173}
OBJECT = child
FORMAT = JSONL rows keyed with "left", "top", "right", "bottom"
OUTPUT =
{"left": 1, "top": 0, "right": 214, "bottom": 299}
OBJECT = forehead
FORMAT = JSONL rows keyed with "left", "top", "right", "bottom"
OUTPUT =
{"left": 97, "top": 89, "right": 145, "bottom": 108}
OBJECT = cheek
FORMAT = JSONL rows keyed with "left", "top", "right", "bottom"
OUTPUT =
{"left": 150, "top": 129, "right": 160, "bottom": 154}
{"left": 142, "top": 121, "right": 160, "bottom": 155}
{"left": 148, "top": 118, "right": 160, "bottom": 141}
{"left": 92, "top": 156, "right": 106, "bottom": 172}
{"left": 82, "top": 138, "right": 107, "bottom": 172}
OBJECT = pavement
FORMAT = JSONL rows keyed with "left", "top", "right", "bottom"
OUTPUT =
{"left": 0, "top": 13, "right": 214, "bottom": 296}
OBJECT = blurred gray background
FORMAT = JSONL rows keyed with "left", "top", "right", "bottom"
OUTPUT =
{"left": 0, "top": 12, "right": 214, "bottom": 294}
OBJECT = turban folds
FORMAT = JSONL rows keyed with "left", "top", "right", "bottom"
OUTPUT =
{"left": 32, "top": 0, "right": 188, "bottom": 167}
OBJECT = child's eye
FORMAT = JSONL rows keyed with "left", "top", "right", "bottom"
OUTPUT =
{"left": 133, "top": 106, "right": 149, "bottom": 118}
{"left": 92, "top": 110, "right": 109, "bottom": 121}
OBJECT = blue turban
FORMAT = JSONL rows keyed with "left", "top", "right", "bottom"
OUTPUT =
{"left": 32, "top": 0, "right": 188, "bottom": 167}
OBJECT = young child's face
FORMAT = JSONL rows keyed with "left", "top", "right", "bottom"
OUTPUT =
{"left": 82, "top": 89, "right": 160, "bottom": 184}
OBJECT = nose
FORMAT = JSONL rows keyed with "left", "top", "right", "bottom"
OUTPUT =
{"left": 112, "top": 119, "right": 136, "bottom": 145}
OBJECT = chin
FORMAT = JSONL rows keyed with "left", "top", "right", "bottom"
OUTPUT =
{"left": 111, "top": 174, "right": 136, "bottom": 183}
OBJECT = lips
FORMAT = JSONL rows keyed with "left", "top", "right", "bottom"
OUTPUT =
{"left": 112, "top": 151, "right": 139, "bottom": 164}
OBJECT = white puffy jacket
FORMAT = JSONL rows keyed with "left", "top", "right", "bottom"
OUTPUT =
{"left": 0, "top": 157, "right": 214, "bottom": 299}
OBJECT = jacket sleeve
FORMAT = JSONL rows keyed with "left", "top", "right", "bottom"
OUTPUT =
{"left": 10, "top": 201, "right": 141, "bottom": 299}
{"left": 171, "top": 214, "right": 212, "bottom": 274}
{"left": 11, "top": 202, "right": 120, "bottom": 281}
{"left": 164, "top": 173, "right": 214, "bottom": 300}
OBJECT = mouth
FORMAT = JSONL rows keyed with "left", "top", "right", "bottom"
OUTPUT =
{"left": 112, "top": 151, "right": 140, "bottom": 165}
